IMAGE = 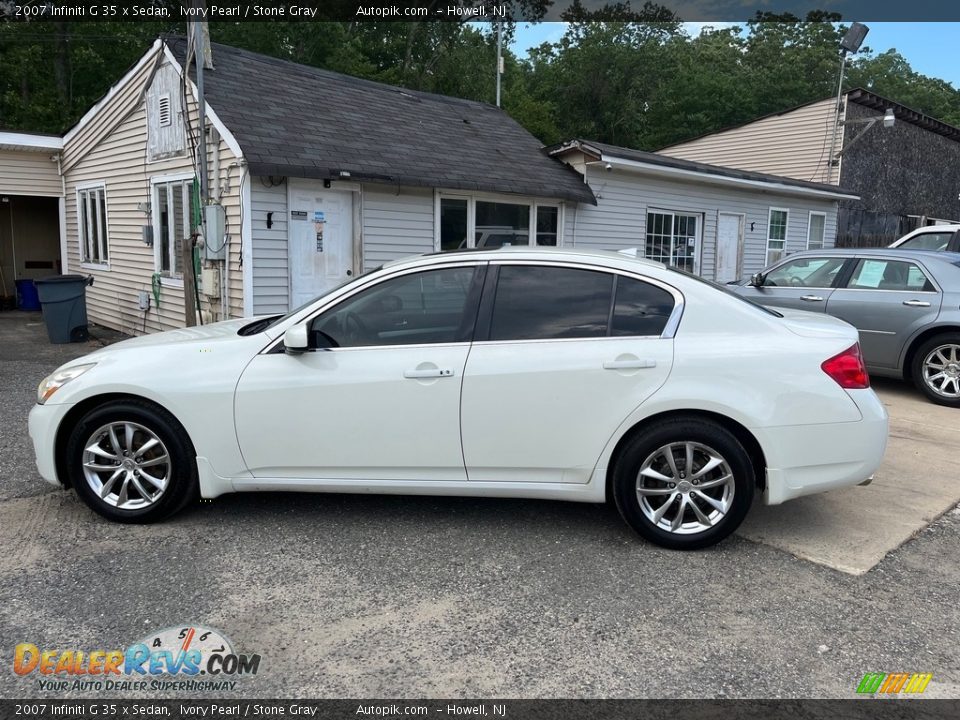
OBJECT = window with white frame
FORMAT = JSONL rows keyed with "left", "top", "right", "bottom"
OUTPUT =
{"left": 645, "top": 210, "right": 701, "bottom": 273}
{"left": 77, "top": 185, "right": 109, "bottom": 265}
{"left": 438, "top": 195, "right": 560, "bottom": 251}
{"left": 766, "top": 208, "right": 789, "bottom": 265}
{"left": 152, "top": 177, "right": 195, "bottom": 279}
{"left": 807, "top": 211, "right": 826, "bottom": 250}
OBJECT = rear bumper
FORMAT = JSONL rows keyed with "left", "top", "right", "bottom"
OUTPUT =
{"left": 759, "top": 388, "right": 888, "bottom": 505}
{"left": 28, "top": 401, "right": 71, "bottom": 487}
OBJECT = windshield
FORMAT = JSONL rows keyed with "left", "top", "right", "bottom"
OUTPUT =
{"left": 666, "top": 266, "right": 783, "bottom": 318}
{"left": 262, "top": 266, "right": 383, "bottom": 331}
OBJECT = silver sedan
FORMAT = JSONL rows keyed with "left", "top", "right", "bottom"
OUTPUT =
{"left": 731, "top": 249, "right": 960, "bottom": 407}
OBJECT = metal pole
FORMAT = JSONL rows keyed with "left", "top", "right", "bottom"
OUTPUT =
{"left": 495, "top": 22, "right": 502, "bottom": 107}
{"left": 826, "top": 49, "right": 847, "bottom": 185}
{"left": 194, "top": 18, "right": 208, "bottom": 206}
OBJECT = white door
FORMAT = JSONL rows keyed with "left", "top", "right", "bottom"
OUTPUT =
{"left": 289, "top": 185, "right": 353, "bottom": 308}
{"left": 716, "top": 213, "right": 743, "bottom": 283}
{"left": 461, "top": 265, "right": 675, "bottom": 484}
{"left": 234, "top": 265, "right": 482, "bottom": 482}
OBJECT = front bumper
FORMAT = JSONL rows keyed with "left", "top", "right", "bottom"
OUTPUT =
{"left": 28, "top": 401, "right": 74, "bottom": 487}
{"left": 758, "top": 388, "right": 888, "bottom": 505}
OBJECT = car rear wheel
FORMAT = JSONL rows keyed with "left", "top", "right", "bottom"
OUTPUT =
{"left": 612, "top": 417, "right": 754, "bottom": 550}
{"left": 912, "top": 333, "right": 960, "bottom": 408}
{"left": 66, "top": 400, "right": 198, "bottom": 523}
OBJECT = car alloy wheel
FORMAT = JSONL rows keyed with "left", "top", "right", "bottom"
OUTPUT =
{"left": 82, "top": 421, "right": 171, "bottom": 510}
{"left": 612, "top": 416, "right": 754, "bottom": 550}
{"left": 921, "top": 342, "right": 960, "bottom": 400}
{"left": 636, "top": 442, "right": 735, "bottom": 535}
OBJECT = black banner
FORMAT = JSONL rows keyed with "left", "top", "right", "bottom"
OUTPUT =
{"left": 2, "top": 700, "right": 960, "bottom": 720}
{"left": 0, "top": 0, "right": 959, "bottom": 23}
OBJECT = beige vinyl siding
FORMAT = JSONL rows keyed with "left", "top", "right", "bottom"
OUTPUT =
{"left": 63, "top": 52, "right": 244, "bottom": 334}
{"left": 563, "top": 165, "right": 838, "bottom": 281}
{"left": 361, "top": 185, "right": 435, "bottom": 271}
{"left": 658, "top": 98, "right": 842, "bottom": 185}
{"left": 0, "top": 150, "right": 62, "bottom": 196}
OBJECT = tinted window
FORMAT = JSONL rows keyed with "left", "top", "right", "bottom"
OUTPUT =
{"left": 898, "top": 232, "right": 952, "bottom": 252}
{"left": 489, "top": 266, "right": 613, "bottom": 340}
{"left": 847, "top": 260, "right": 934, "bottom": 292}
{"left": 611, "top": 277, "right": 674, "bottom": 336}
{"left": 312, "top": 267, "right": 477, "bottom": 347}
{"left": 764, "top": 257, "right": 846, "bottom": 288}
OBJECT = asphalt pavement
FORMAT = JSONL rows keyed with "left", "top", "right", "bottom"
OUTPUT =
{"left": 1, "top": 311, "right": 958, "bottom": 699}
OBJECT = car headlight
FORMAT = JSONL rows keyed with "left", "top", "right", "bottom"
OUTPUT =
{"left": 37, "top": 363, "right": 96, "bottom": 404}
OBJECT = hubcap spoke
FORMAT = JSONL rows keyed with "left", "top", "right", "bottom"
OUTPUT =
{"left": 670, "top": 496, "right": 688, "bottom": 531}
{"left": 129, "top": 475, "right": 152, "bottom": 500}
{"left": 85, "top": 443, "right": 118, "bottom": 462}
{"left": 696, "top": 473, "right": 733, "bottom": 490}
{"left": 691, "top": 455, "right": 725, "bottom": 480}
{"left": 107, "top": 426, "right": 123, "bottom": 456}
{"left": 640, "top": 465, "right": 673, "bottom": 484}
{"left": 688, "top": 498, "right": 713, "bottom": 526}
{"left": 136, "top": 437, "right": 160, "bottom": 456}
{"left": 137, "top": 454, "right": 169, "bottom": 468}
{"left": 663, "top": 448, "right": 681, "bottom": 481}
{"left": 637, "top": 485, "right": 675, "bottom": 496}
{"left": 694, "top": 490, "right": 726, "bottom": 513}
{"left": 84, "top": 461, "right": 120, "bottom": 472}
{"left": 99, "top": 468, "right": 123, "bottom": 499}
{"left": 652, "top": 493, "right": 679, "bottom": 523}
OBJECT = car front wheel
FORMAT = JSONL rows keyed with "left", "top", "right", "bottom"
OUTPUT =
{"left": 66, "top": 400, "right": 198, "bottom": 523}
{"left": 912, "top": 333, "right": 960, "bottom": 408}
{"left": 612, "top": 417, "right": 755, "bottom": 550}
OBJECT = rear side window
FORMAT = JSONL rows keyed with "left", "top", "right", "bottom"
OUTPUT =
{"left": 489, "top": 266, "right": 612, "bottom": 340}
{"left": 847, "top": 259, "right": 935, "bottom": 292}
{"left": 898, "top": 232, "right": 953, "bottom": 252}
{"left": 611, "top": 276, "right": 675, "bottom": 336}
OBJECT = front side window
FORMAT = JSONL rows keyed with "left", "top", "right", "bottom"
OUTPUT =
{"left": 153, "top": 179, "right": 194, "bottom": 278}
{"left": 645, "top": 211, "right": 700, "bottom": 273}
{"left": 767, "top": 208, "right": 789, "bottom": 265}
{"left": 311, "top": 266, "right": 477, "bottom": 347}
{"left": 78, "top": 185, "right": 109, "bottom": 265}
{"left": 846, "top": 259, "right": 935, "bottom": 292}
{"left": 763, "top": 257, "right": 846, "bottom": 288}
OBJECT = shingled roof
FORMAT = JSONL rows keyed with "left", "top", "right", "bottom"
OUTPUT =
{"left": 166, "top": 37, "right": 594, "bottom": 204}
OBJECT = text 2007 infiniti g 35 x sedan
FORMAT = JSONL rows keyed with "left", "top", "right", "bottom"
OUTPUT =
{"left": 29, "top": 248, "right": 888, "bottom": 549}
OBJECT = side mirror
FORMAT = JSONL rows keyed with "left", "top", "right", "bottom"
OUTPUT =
{"left": 283, "top": 324, "right": 309, "bottom": 354}
{"left": 749, "top": 272, "right": 765, "bottom": 287}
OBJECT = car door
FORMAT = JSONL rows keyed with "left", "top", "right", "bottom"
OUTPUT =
{"left": 234, "top": 263, "right": 484, "bottom": 481}
{"left": 825, "top": 257, "right": 943, "bottom": 370}
{"left": 736, "top": 255, "right": 849, "bottom": 312}
{"left": 460, "top": 263, "right": 676, "bottom": 484}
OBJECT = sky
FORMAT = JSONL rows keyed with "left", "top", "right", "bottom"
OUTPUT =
{"left": 510, "top": 22, "right": 960, "bottom": 87}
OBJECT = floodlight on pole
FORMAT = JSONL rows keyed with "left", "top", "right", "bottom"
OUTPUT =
{"left": 826, "top": 22, "right": 870, "bottom": 185}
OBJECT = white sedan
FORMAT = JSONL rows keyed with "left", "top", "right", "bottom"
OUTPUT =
{"left": 29, "top": 248, "right": 888, "bottom": 549}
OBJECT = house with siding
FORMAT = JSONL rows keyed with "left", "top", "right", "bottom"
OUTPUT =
{"left": 10, "top": 37, "right": 869, "bottom": 330}
{"left": 658, "top": 89, "right": 960, "bottom": 245}
{"left": 53, "top": 36, "right": 593, "bottom": 334}
{"left": 549, "top": 139, "right": 857, "bottom": 282}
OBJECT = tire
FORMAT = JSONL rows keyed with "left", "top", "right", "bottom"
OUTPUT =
{"left": 612, "top": 417, "right": 755, "bottom": 550}
{"left": 65, "top": 400, "right": 198, "bottom": 523}
{"left": 911, "top": 333, "right": 960, "bottom": 408}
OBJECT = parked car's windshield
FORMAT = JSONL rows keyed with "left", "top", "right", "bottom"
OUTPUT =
{"left": 667, "top": 266, "right": 783, "bottom": 318}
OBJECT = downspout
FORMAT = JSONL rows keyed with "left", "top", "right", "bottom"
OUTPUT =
{"left": 58, "top": 152, "right": 68, "bottom": 273}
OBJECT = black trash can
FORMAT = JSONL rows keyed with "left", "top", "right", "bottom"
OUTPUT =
{"left": 34, "top": 275, "right": 94, "bottom": 344}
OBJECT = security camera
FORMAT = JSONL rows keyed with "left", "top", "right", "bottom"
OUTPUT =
{"left": 604, "top": 163, "right": 612, "bottom": 171}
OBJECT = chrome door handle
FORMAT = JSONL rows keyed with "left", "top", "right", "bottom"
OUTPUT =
{"left": 800, "top": 295, "right": 824, "bottom": 302}
{"left": 902, "top": 300, "right": 931, "bottom": 307}
{"left": 403, "top": 368, "right": 454, "bottom": 379}
{"left": 603, "top": 359, "right": 657, "bottom": 370}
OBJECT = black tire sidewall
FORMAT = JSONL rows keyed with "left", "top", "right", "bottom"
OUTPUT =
{"left": 912, "top": 333, "right": 960, "bottom": 408}
{"left": 66, "top": 401, "right": 197, "bottom": 523}
{"left": 613, "top": 418, "right": 755, "bottom": 550}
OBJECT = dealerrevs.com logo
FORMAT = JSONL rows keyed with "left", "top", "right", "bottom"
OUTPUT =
{"left": 13, "top": 625, "right": 261, "bottom": 692}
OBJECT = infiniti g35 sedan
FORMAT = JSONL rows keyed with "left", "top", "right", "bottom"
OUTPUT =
{"left": 29, "top": 248, "right": 888, "bottom": 549}
{"left": 731, "top": 249, "right": 960, "bottom": 407}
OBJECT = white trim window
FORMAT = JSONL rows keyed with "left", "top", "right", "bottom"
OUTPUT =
{"left": 436, "top": 193, "right": 562, "bottom": 251}
{"left": 645, "top": 210, "right": 701, "bottom": 274}
{"left": 766, "top": 208, "right": 789, "bottom": 265}
{"left": 807, "top": 211, "right": 826, "bottom": 250}
{"left": 152, "top": 175, "right": 195, "bottom": 281}
{"left": 77, "top": 184, "right": 109, "bottom": 267}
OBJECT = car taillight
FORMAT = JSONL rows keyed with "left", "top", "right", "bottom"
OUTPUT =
{"left": 821, "top": 343, "right": 870, "bottom": 389}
